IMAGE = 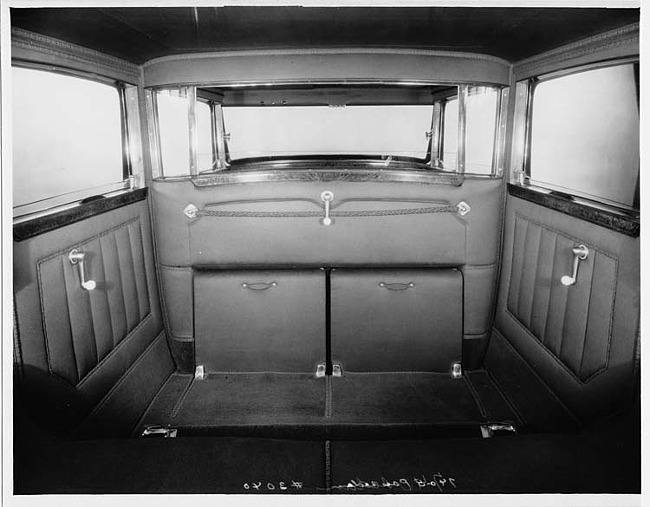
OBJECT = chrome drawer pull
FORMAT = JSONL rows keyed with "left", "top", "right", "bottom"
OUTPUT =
{"left": 378, "top": 281, "right": 415, "bottom": 291}
{"left": 68, "top": 249, "right": 96, "bottom": 291}
{"left": 241, "top": 282, "right": 277, "bottom": 290}
{"left": 561, "top": 244, "right": 589, "bottom": 286}
{"left": 320, "top": 190, "right": 334, "bottom": 226}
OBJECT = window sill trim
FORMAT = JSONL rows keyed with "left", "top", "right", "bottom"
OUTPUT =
{"left": 507, "top": 183, "right": 639, "bottom": 238}
{"left": 13, "top": 188, "right": 148, "bottom": 242}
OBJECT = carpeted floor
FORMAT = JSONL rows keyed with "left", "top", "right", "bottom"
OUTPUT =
{"left": 137, "top": 370, "right": 520, "bottom": 438}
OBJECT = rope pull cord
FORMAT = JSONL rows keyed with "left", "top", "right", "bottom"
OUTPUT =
{"left": 184, "top": 198, "right": 471, "bottom": 221}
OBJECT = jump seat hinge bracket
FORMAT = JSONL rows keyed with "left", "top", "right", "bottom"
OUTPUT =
{"left": 480, "top": 422, "right": 517, "bottom": 438}
{"left": 141, "top": 425, "right": 178, "bottom": 438}
{"left": 315, "top": 363, "right": 343, "bottom": 377}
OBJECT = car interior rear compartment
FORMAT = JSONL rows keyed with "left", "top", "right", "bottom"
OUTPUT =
{"left": 9, "top": 7, "right": 640, "bottom": 497}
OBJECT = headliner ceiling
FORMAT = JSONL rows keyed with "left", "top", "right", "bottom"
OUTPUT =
{"left": 11, "top": 7, "right": 639, "bottom": 65}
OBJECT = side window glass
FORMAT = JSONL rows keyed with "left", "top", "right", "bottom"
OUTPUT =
{"left": 465, "top": 87, "right": 498, "bottom": 174}
{"left": 528, "top": 63, "right": 639, "bottom": 208}
{"left": 156, "top": 90, "right": 216, "bottom": 176}
{"left": 13, "top": 67, "right": 125, "bottom": 211}
{"left": 157, "top": 90, "right": 191, "bottom": 177}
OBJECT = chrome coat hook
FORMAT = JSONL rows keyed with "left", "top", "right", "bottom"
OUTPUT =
{"left": 69, "top": 249, "right": 96, "bottom": 291}
{"left": 561, "top": 244, "right": 589, "bottom": 287}
{"left": 320, "top": 190, "right": 334, "bottom": 226}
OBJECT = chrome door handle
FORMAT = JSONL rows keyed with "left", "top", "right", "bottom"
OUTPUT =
{"left": 69, "top": 249, "right": 96, "bottom": 291}
{"left": 241, "top": 281, "right": 277, "bottom": 290}
{"left": 320, "top": 190, "right": 334, "bottom": 226}
{"left": 379, "top": 281, "right": 415, "bottom": 291}
{"left": 561, "top": 244, "right": 589, "bottom": 286}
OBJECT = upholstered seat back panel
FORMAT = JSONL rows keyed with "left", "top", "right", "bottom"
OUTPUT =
{"left": 331, "top": 269, "right": 463, "bottom": 372}
{"left": 152, "top": 178, "right": 501, "bottom": 267}
{"left": 194, "top": 270, "right": 325, "bottom": 373}
{"left": 187, "top": 199, "right": 467, "bottom": 267}
{"left": 153, "top": 177, "right": 503, "bottom": 370}
{"left": 14, "top": 198, "right": 171, "bottom": 435}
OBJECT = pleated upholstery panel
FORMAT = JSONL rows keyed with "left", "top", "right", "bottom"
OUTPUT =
{"left": 495, "top": 194, "right": 638, "bottom": 423}
{"left": 14, "top": 198, "right": 171, "bottom": 436}
{"left": 506, "top": 215, "right": 617, "bottom": 382}
{"left": 38, "top": 218, "right": 151, "bottom": 386}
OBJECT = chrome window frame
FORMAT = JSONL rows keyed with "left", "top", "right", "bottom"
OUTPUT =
{"left": 432, "top": 86, "right": 508, "bottom": 177}
{"left": 147, "top": 81, "right": 509, "bottom": 179}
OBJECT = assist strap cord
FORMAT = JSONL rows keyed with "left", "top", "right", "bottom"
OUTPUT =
{"left": 187, "top": 203, "right": 467, "bottom": 219}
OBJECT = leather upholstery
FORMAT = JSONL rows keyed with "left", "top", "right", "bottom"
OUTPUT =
{"left": 36, "top": 218, "right": 151, "bottom": 384}
{"left": 152, "top": 177, "right": 503, "bottom": 369}
{"left": 144, "top": 50, "right": 511, "bottom": 88}
{"left": 160, "top": 265, "right": 195, "bottom": 372}
{"left": 74, "top": 332, "right": 173, "bottom": 438}
{"left": 14, "top": 199, "right": 172, "bottom": 435}
{"left": 495, "top": 195, "right": 639, "bottom": 422}
{"left": 152, "top": 178, "right": 501, "bottom": 267}
{"left": 331, "top": 269, "right": 462, "bottom": 372}
{"left": 506, "top": 214, "right": 617, "bottom": 381}
{"left": 160, "top": 265, "right": 193, "bottom": 339}
{"left": 194, "top": 270, "right": 325, "bottom": 373}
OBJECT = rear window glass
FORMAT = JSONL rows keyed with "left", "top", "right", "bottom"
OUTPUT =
{"left": 529, "top": 63, "right": 639, "bottom": 208}
{"left": 222, "top": 105, "right": 433, "bottom": 161}
{"left": 151, "top": 84, "right": 504, "bottom": 177}
{"left": 12, "top": 67, "right": 124, "bottom": 208}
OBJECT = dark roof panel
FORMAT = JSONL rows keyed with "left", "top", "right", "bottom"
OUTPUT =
{"left": 10, "top": 7, "right": 639, "bottom": 64}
